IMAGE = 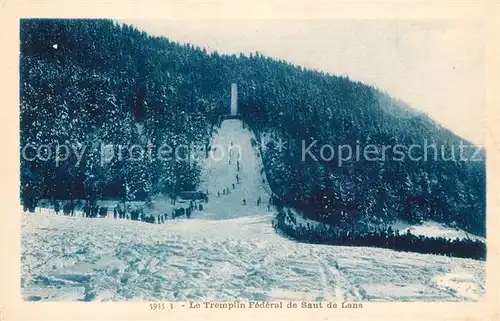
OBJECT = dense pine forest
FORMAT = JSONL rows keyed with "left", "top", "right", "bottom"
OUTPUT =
{"left": 20, "top": 19, "right": 486, "bottom": 236}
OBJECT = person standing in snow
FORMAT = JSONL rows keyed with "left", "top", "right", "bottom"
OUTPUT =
{"left": 54, "top": 201, "right": 60, "bottom": 215}
{"left": 82, "top": 204, "right": 89, "bottom": 217}
{"left": 243, "top": 199, "right": 247, "bottom": 205}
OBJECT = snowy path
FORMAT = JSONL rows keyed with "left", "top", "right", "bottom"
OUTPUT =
{"left": 21, "top": 120, "right": 485, "bottom": 301}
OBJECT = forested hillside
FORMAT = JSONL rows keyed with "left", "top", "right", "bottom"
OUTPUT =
{"left": 20, "top": 19, "right": 486, "bottom": 236}
{"left": 20, "top": 19, "right": 225, "bottom": 209}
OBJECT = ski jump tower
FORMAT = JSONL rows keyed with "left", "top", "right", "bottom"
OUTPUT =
{"left": 218, "top": 83, "right": 240, "bottom": 126}
{"left": 230, "top": 83, "right": 238, "bottom": 115}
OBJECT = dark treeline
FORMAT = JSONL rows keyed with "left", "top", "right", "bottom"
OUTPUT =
{"left": 273, "top": 207, "right": 486, "bottom": 260}
{"left": 21, "top": 19, "right": 485, "bottom": 238}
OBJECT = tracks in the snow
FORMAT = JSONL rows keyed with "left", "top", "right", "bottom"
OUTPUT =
{"left": 314, "top": 251, "right": 366, "bottom": 302}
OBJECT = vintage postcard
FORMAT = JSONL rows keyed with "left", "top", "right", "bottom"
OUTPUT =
{"left": 1, "top": 0, "right": 499, "bottom": 320}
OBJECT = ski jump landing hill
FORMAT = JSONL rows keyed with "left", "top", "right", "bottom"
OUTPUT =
{"left": 198, "top": 118, "right": 273, "bottom": 220}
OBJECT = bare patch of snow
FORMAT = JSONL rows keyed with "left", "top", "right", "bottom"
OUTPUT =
{"left": 391, "top": 220, "right": 484, "bottom": 242}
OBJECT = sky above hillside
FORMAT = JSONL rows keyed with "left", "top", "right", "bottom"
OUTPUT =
{"left": 120, "top": 19, "right": 485, "bottom": 145}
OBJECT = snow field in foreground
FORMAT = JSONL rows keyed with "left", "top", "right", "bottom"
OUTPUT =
{"left": 22, "top": 210, "right": 484, "bottom": 302}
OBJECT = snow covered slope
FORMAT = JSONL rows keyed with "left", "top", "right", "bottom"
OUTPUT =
{"left": 21, "top": 210, "right": 485, "bottom": 302}
{"left": 198, "top": 120, "right": 271, "bottom": 220}
{"left": 21, "top": 120, "right": 485, "bottom": 302}
{"left": 391, "top": 220, "right": 485, "bottom": 242}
